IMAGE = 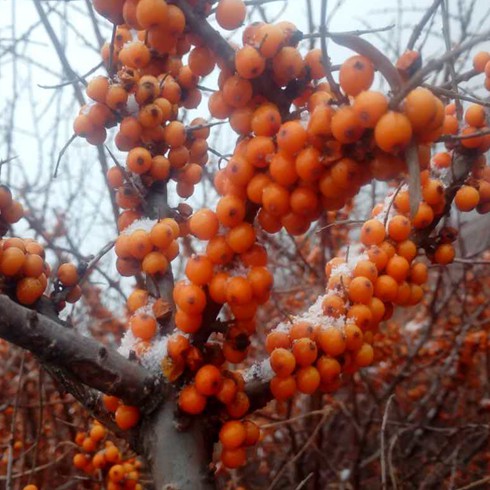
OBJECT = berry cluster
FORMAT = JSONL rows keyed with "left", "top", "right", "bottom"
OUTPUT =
{"left": 73, "top": 419, "right": 143, "bottom": 489}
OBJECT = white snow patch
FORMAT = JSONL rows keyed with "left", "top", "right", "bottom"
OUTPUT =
{"left": 243, "top": 358, "right": 273, "bottom": 383}
{"left": 121, "top": 218, "right": 158, "bottom": 236}
{"left": 118, "top": 329, "right": 137, "bottom": 358}
{"left": 140, "top": 335, "right": 169, "bottom": 372}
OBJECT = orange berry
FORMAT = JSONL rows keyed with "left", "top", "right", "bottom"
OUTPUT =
{"left": 353, "top": 90, "right": 388, "bottom": 128}
{"left": 270, "top": 375, "right": 296, "bottom": 401}
{"left": 375, "top": 111, "right": 413, "bottom": 153}
{"left": 473, "top": 51, "right": 490, "bottom": 72}
{"left": 455, "top": 185, "right": 480, "bottom": 211}
{"left": 179, "top": 384, "right": 207, "bottom": 414}
{"left": 270, "top": 348, "right": 296, "bottom": 377}
{"left": 219, "top": 420, "right": 246, "bottom": 449}
{"left": 317, "top": 327, "right": 346, "bottom": 357}
{"left": 130, "top": 313, "right": 157, "bottom": 340}
{"left": 348, "top": 277, "right": 374, "bottom": 304}
{"left": 360, "top": 219, "right": 386, "bottom": 246}
{"left": 266, "top": 330, "right": 291, "bottom": 353}
{"left": 16, "top": 278, "right": 44, "bottom": 305}
{"left": 388, "top": 215, "right": 411, "bottom": 242}
{"left": 235, "top": 45, "right": 266, "bottom": 79}
{"left": 434, "top": 243, "right": 455, "bottom": 265}
{"left": 115, "top": 405, "right": 140, "bottom": 430}
{"left": 57, "top": 262, "right": 79, "bottom": 287}
{"left": 221, "top": 447, "right": 246, "bottom": 469}
{"left": 1, "top": 247, "right": 25, "bottom": 276}
{"left": 296, "top": 366, "right": 321, "bottom": 394}
{"left": 193, "top": 360, "right": 222, "bottom": 393}
{"left": 216, "top": 0, "right": 246, "bottom": 30}
{"left": 339, "top": 55, "right": 374, "bottom": 96}
{"left": 374, "top": 275, "right": 398, "bottom": 302}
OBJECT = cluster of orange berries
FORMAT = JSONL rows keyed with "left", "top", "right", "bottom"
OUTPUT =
{"left": 114, "top": 217, "right": 180, "bottom": 277}
{"left": 73, "top": 419, "right": 143, "bottom": 490}
{"left": 0, "top": 237, "right": 49, "bottom": 306}
{"left": 0, "top": 185, "right": 23, "bottom": 235}
{"left": 263, "top": 198, "right": 433, "bottom": 400}
{"left": 102, "top": 394, "right": 141, "bottom": 430}
{"left": 174, "top": 359, "right": 260, "bottom": 468}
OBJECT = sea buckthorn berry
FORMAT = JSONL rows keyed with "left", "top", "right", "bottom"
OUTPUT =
{"left": 293, "top": 338, "right": 318, "bottom": 367}
{"left": 374, "top": 275, "right": 398, "bottom": 302}
{"left": 1, "top": 247, "right": 25, "bottom": 276}
{"left": 217, "top": 378, "right": 238, "bottom": 405}
{"left": 355, "top": 343, "right": 374, "bottom": 367}
{"left": 316, "top": 356, "right": 341, "bottom": 383}
{"left": 374, "top": 111, "right": 413, "bottom": 153}
{"left": 296, "top": 366, "right": 321, "bottom": 394}
{"left": 353, "top": 260, "right": 378, "bottom": 283}
{"left": 189, "top": 209, "right": 219, "bottom": 241}
{"left": 195, "top": 364, "right": 223, "bottom": 396}
{"left": 175, "top": 309, "right": 202, "bottom": 334}
{"left": 226, "top": 276, "right": 253, "bottom": 305}
{"left": 179, "top": 384, "right": 207, "bottom": 414}
{"left": 126, "top": 289, "right": 149, "bottom": 316}
{"left": 175, "top": 283, "right": 206, "bottom": 314}
{"left": 289, "top": 321, "right": 316, "bottom": 341}
{"left": 226, "top": 223, "right": 256, "bottom": 254}
{"left": 57, "top": 262, "right": 79, "bottom": 287}
{"left": 16, "top": 278, "right": 44, "bottom": 305}
{"left": 410, "top": 262, "right": 428, "bottom": 285}
{"left": 185, "top": 255, "right": 214, "bottom": 285}
{"left": 387, "top": 215, "right": 411, "bottom": 242}
{"left": 23, "top": 254, "right": 44, "bottom": 277}
{"left": 348, "top": 277, "right": 374, "bottom": 304}
{"left": 227, "top": 391, "right": 250, "bottom": 418}
{"left": 142, "top": 251, "right": 169, "bottom": 275}
{"left": 216, "top": 195, "right": 246, "bottom": 227}
{"left": 317, "top": 327, "right": 346, "bottom": 357}
{"left": 360, "top": 219, "right": 386, "bottom": 246}
{"left": 434, "top": 243, "right": 455, "bottom": 265}
{"left": 243, "top": 420, "right": 260, "bottom": 446}
{"left": 115, "top": 405, "right": 140, "bottom": 430}
{"left": 221, "top": 447, "right": 246, "bottom": 469}
{"left": 347, "top": 304, "right": 373, "bottom": 330}
{"left": 272, "top": 47, "right": 305, "bottom": 83}
{"left": 150, "top": 222, "right": 174, "bottom": 250}
{"left": 270, "top": 348, "right": 296, "bottom": 377}
{"left": 103, "top": 395, "right": 120, "bottom": 412}
{"left": 270, "top": 375, "right": 297, "bottom": 401}
{"left": 331, "top": 106, "right": 364, "bottom": 144}
{"left": 386, "top": 255, "right": 410, "bottom": 282}
{"left": 455, "top": 185, "right": 480, "bottom": 212}
{"left": 353, "top": 91, "right": 388, "bottom": 128}
{"left": 262, "top": 183, "right": 290, "bottom": 216}
{"left": 397, "top": 240, "right": 417, "bottom": 262}
{"left": 345, "top": 324, "right": 364, "bottom": 351}
{"left": 129, "top": 230, "right": 153, "bottom": 259}
{"left": 305, "top": 48, "right": 325, "bottom": 79}
{"left": 277, "top": 120, "right": 307, "bottom": 154}
{"left": 136, "top": 0, "right": 168, "bottom": 28}
{"left": 219, "top": 420, "right": 246, "bottom": 451}
{"left": 403, "top": 87, "right": 438, "bottom": 133}
{"left": 413, "top": 202, "right": 434, "bottom": 229}
{"left": 216, "top": 0, "right": 246, "bottom": 30}
{"left": 247, "top": 266, "right": 273, "bottom": 301}
{"left": 473, "top": 51, "right": 490, "bottom": 72}
{"left": 339, "top": 55, "right": 375, "bottom": 96}
{"left": 422, "top": 180, "right": 445, "bottom": 207}
{"left": 223, "top": 76, "right": 253, "bottom": 108}
{"left": 130, "top": 313, "right": 157, "bottom": 340}
{"left": 266, "top": 331, "right": 291, "bottom": 353}
{"left": 235, "top": 45, "right": 266, "bottom": 79}
{"left": 465, "top": 104, "right": 486, "bottom": 127}
{"left": 322, "top": 295, "right": 346, "bottom": 318}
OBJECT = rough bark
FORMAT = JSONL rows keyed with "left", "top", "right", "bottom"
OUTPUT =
{"left": 0, "top": 294, "right": 161, "bottom": 408}
{"left": 139, "top": 397, "right": 215, "bottom": 490}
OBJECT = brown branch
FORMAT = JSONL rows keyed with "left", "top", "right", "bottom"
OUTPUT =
{"left": 0, "top": 294, "right": 162, "bottom": 409}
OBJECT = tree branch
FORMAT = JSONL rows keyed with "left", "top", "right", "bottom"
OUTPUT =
{"left": 0, "top": 294, "right": 162, "bottom": 409}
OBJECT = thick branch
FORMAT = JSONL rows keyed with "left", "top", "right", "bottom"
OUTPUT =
{"left": 0, "top": 294, "right": 161, "bottom": 408}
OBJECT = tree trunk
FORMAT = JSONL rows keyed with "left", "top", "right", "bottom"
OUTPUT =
{"left": 140, "top": 399, "right": 215, "bottom": 490}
